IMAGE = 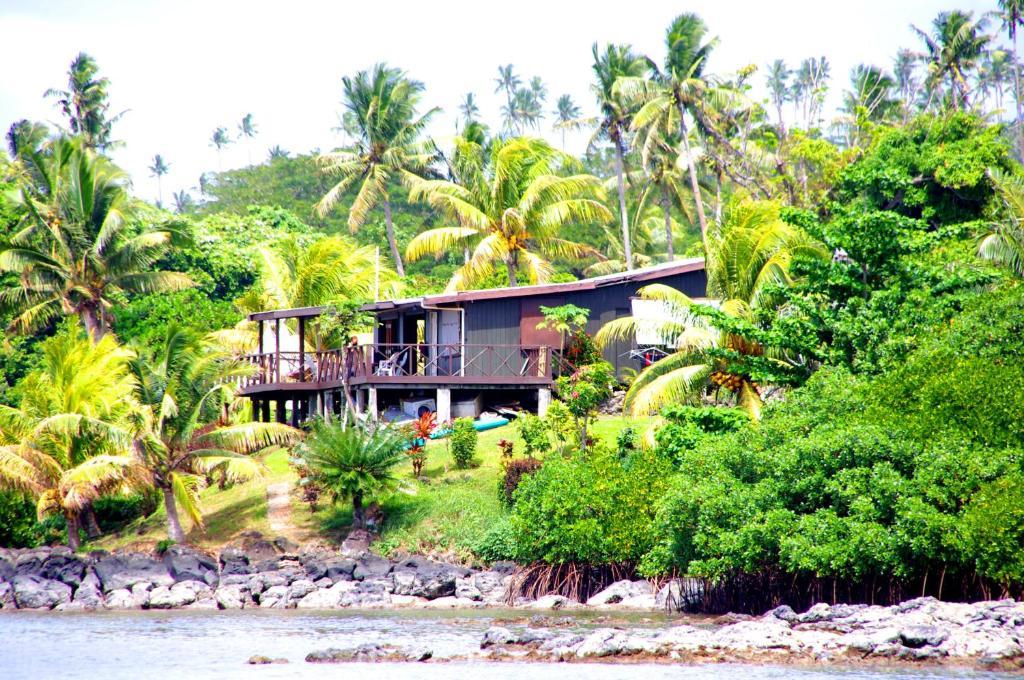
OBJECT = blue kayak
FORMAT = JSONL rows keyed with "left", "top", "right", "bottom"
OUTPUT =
{"left": 429, "top": 417, "right": 510, "bottom": 439}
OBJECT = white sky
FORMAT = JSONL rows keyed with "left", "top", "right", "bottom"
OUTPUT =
{"left": 0, "top": 0, "right": 997, "bottom": 204}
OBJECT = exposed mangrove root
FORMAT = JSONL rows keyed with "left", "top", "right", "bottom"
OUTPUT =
{"left": 506, "top": 562, "right": 638, "bottom": 604}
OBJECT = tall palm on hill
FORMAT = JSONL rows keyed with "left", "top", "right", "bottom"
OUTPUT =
{"left": 130, "top": 326, "right": 302, "bottom": 543}
{"left": 0, "top": 330, "right": 145, "bottom": 550}
{"left": 6, "top": 120, "right": 49, "bottom": 159}
{"left": 148, "top": 153, "right": 170, "bottom": 206}
{"left": 495, "top": 65, "right": 522, "bottom": 132}
{"left": 0, "top": 138, "right": 193, "bottom": 340}
{"left": 912, "top": 10, "right": 990, "bottom": 111}
{"left": 998, "top": 0, "right": 1024, "bottom": 156}
{"left": 614, "top": 14, "right": 717, "bottom": 241}
{"left": 791, "top": 57, "right": 831, "bottom": 128}
{"left": 765, "top": 59, "right": 791, "bottom": 137}
{"left": 978, "top": 49, "right": 1013, "bottom": 113}
{"left": 210, "top": 127, "right": 232, "bottom": 170}
{"left": 45, "top": 52, "right": 124, "bottom": 151}
{"left": 459, "top": 92, "right": 480, "bottom": 127}
{"left": 172, "top": 189, "right": 193, "bottom": 214}
{"left": 405, "top": 137, "right": 611, "bottom": 290}
{"left": 552, "top": 94, "right": 581, "bottom": 150}
{"left": 588, "top": 43, "right": 649, "bottom": 271}
{"left": 597, "top": 200, "right": 826, "bottom": 420}
{"left": 894, "top": 49, "right": 922, "bottom": 122}
{"left": 633, "top": 124, "right": 696, "bottom": 261}
{"left": 315, "top": 64, "right": 438, "bottom": 277}
{"left": 238, "top": 113, "right": 258, "bottom": 165}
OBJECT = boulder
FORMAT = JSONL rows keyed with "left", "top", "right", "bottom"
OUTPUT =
{"left": 325, "top": 559, "right": 357, "bottom": 581}
{"left": 303, "top": 559, "right": 327, "bottom": 581}
{"left": 148, "top": 580, "right": 208, "bottom": 609}
{"left": 575, "top": 628, "right": 635, "bottom": 658}
{"left": 765, "top": 605, "right": 799, "bottom": 623}
{"left": 473, "top": 571, "right": 508, "bottom": 603}
{"left": 163, "top": 546, "right": 219, "bottom": 586}
{"left": 215, "top": 584, "right": 250, "bottom": 609}
{"left": 526, "top": 594, "right": 580, "bottom": 610}
{"left": 234, "top": 531, "right": 281, "bottom": 564}
{"left": 900, "top": 625, "right": 949, "bottom": 649}
{"left": 71, "top": 572, "right": 104, "bottom": 610}
{"left": 455, "top": 577, "right": 482, "bottom": 601}
{"left": 352, "top": 554, "right": 392, "bottom": 580}
{"left": 340, "top": 529, "right": 372, "bottom": 556}
{"left": 247, "top": 655, "right": 289, "bottom": 665}
{"left": 131, "top": 582, "right": 152, "bottom": 608}
{"left": 258, "top": 585, "right": 289, "bottom": 609}
{"left": 305, "top": 644, "right": 400, "bottom": 663}
{"left": 0, "top": 551, "right": 15, "bottom": 582}
{"left": 39, "top": 551, "right": 87, "bottom": 588}
{"left": 586, "top": 580, "right": 651, "bottom": 606}
{"left": 0, "top": 581, "right": 14, "bottom": 609}
{"left": 287, "top": 579, "right": 317, "bottom": 603}
{"left": 93, "top": 553, "right": 173, "bottom": 592}
{"left": 481, "top": 626, "right": 517, "bottom": 648}
{"left": 219, "top": 547, "right": 252, "bottom": 576}
{"left": 104, "top": 589, "right": 134, "bottom": 609}
{"left": 655, "top": 578, "right": 702, "bottom": 611}
{"left": 12, "top": 575, "right": 72, "bottom": 610}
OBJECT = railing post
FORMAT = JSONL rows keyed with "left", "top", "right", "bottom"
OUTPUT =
{"left": 544, "top": 347, "right": 552, "bottom": 380}
{"left": 274, "top": 318, "right": 281, "bottom": 383}
{"left": 298, "top": 317, "right": 306, "bottom": 382}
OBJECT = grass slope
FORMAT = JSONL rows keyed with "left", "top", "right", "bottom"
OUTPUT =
{"left": 91, "top": 416, "right": 645, "bottom": 558}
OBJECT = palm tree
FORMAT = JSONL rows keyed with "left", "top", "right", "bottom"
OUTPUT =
{"left": 315, "top": 64, "right": 438, "bottom": 277}
{"left": 979, "top": 169, "right": 1024, "bottom": 277}
{"left": 172, "top": 189, "right": 193, "bottom": 214}
{"left": 459, "top": 92, "right": 480, "bottom": 127}
{"left": 978, "top": 49, "right": 1013, "bottom": 113}
{"left": 44, "top": 52, "right": 124, "bottom": 151}
{"left": 130, "top": 327, "right": 302, "bottom": 543}
{"left": 0, "top": 137, "right": 193, "bottom": 340}
{"left": 614, "top": 15, "right": 720, "bottom": 241}
{"left": 210, "top": 127, "right": 232, "bottom": 170}
{"left": 633, "top": 125, "right": 695, "bottom": 261}
{"left": 998, "top": 0, "right": 1024, "bottom": 156}
{"left": 589, "top": 43, "right": 649, "bottom": 270}
{"left": 791, "top": 57, "right": 831, "bottom": 128}
{"left": 841, "top": 65, "right": 899, "bottom": 133}
{"left": 529, "top": 76, "right": 547, "bottom": 103}
{"left": 238, "top": 113, "right": 258, "bottom": 165}
{"left": 765, "top": 59, "right": 791, "bottom": 137}
{"left": 297, "top": 419, "right": 407, "bottom": 529}
{"left": 552, "top": 94, "right": 581, "bottom": 150}
{"left": 596, "top": 199, "right": 826, "bottom": 420}
{"left": 495, "top": 65, "right": 521, "bottom": 132}
{"left": 913, "top": 10, "right": 990, "bottom": 112}
{"left": 6, "top": 120, "right": 49, "bottom": 159}
{"left": 148, "top": 154, "right": 170, "bottom": 206}
{"left": 894, "top": 49, "right": 922, "bottom": 122}
{"left": 267, "top": 145, "right": 289, "bottom": 161}
{"left": 405, "top": 137, "right": 611, "bottom": 289}
{"left": 0, "top": 329, "right": 145, "bottom": 550}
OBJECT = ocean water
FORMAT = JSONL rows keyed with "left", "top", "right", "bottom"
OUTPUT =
{"left": 0, "top": 609, "right": 1013, "bottom": 680}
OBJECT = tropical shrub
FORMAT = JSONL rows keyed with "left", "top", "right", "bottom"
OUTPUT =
{"left": 404, "top": 411, "right": 436, "bottom": 477}
{"left": 554, "top": 361, "right": 616, "bottom": 450}
{"left": 449, "top": 418, "right": 478, "bottom": 469}
{"left": 542, "top": 400, "right": 577, "bottom": 449}
{"left": 516, "top": 413, "right": 549, "bottom": 457}
{"left": 499, "top": 456, "right": 543, "bottom": 507}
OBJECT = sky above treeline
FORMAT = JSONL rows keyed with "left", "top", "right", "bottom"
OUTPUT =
{"left": 0, "top": 0, "right": 997, "bottom": 205}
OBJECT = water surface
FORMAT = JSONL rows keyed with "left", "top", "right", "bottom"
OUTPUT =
{"left": 0, "top": 609, "right": 1014, "bottom": 680}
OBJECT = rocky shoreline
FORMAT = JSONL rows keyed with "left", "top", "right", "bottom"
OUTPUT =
{"left": 3, "top": 539, "right": 1024, "bottom": 671}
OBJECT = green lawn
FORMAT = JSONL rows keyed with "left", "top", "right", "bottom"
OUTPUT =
{"left": 91, "top": 415, "right": 650, "bottom": 557}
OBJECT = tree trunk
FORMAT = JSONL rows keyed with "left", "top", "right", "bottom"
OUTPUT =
{"left": 676, "top": 101, "right": 709, "bottom": 242}
{"left": 506, "top": 254, "right": 519, "bottom": 287}
{"left": 162, "top": 485, "right": 186, "bottom": 544}
{"left": 80, "top": 306, "right": 105, "bottom": 342}
{"left": 661, "top": 184, "right": 674, "bottom": 261}
{"left": 65, "top": 511, "right": 81, "bottom": 551}
{"left": 352, "top": 491, "right": 364, "bottom": 529}
{"left": 1013, "top": 32, "right": 1024, "bottom": 161}
{"left": 82, "top": 503, "right": 102, "bottom": 539}
{"left": 614, "top": 137, "right": 633, "bottom": 270}
{"left": 381, "top": 199, "right": 405, "bottom": 277}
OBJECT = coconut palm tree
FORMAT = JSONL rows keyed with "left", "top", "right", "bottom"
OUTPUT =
{"left": 44, "top": 53, "right": 124, "bottom": 151}
{"left": 405, "top": 137, "right": 610, "bottom": 290}
{"left": 978, "top": 49, "right": 1013, "bottom": 113}
{"left": 459, "top": 92, "right": 480, "bottom": 127}
{"left": 513, "top": 87, "right": 544, "bottom": 131}
{"left": 238, "top": 113, "right": 258, "bottom": 165}
{"left": 297, "top": 419, "right": 407, "bottom": 529}
{"left": 838, "top": 65, "right": 900, "bottom": 145}
{"left": 130, "top": 326, "right": 302, "bottom": 543}
{"left": 998, "top": 0, "right": 1024, "bottom": 156}
{"left": 148, "top": 154, "right": 170, "bottom": 206}
{"left": 172, "top": 189, "right": 193, "bottom": 214}
{"left": 894, "top": 49, "right": 923, "bottom": 122}
{"left": 315, "top": 64, "right": 438, "bottom": 277}
{"left": 267, "top": 145, "right": 289, "bottom": 161}
{"left": 552, "top": 94, "right": 581, "bottom": 150}
{"left": 6, "top": 120, "right": 49, "bottom": 159}
{"left": 791, "top": 57, "right": 831, "bottom": 128}
{"left": 588, "top": 43, "right": 649, "bottom": 271}
{"left": 765, "top": 59, "right": 791, "bottom": 137}
{"left": 495, "top": 65, "right": 522, "bottom": 132}
{"left": 912, "top": 10, "right": 990, "bottom": 112}
{"left": 633, "top": 125, "right": 696, "bottom": 261}
{"left": 0, "top": 329, "right": 145, "bottom": 550}
{"left": 596, "top": 199, "right": 826, "bottom": 420}
{"left": 0, "top": 137, "right": 193, "bottom": 340}
{"left": 614, "top": 14, "right": 718, "bottom": 241}
{"left": 210, "top": 127, "right": 232, "bottom": 171}
{"left": 979, "top": 169, "right": 1024, "bottom": 277}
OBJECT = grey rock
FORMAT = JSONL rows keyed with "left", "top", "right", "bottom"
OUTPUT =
{"left": 259, "top": 585, "right": 289, "bottom": 609}
{"left": 900, "top": 625, "right": 949, "bottom": 649}
{"left": 303, "top": 560, "right": 327, "bottom": 581}
{"left": 215, "top": 584, "right": 250, "bottom": 609}
{"left": 163, "top": 546, "right": 218, "bottom": 586}
{"left": 481, "top": 626, "right": 516, "bottom": 648}
{"left": 526, "top": 594, "right": 580, "bottom": 610}
{"left": 219, "top": 574, "right": 252, "bottom": 587}
{"left": 218, "top": 547, "right": 252, "bottom": 576}
{"left": 765, "top": 605, "right": 798, "bottom": 623}
{"left": 0, "top": 581, "right": 14, "bottom": 609}
{"left": 489, "top": 560, "right": 516, "bottom": 575}
{"left": 103, "top": 589, "right": 134, "bottom": 609}
{"left": 404, "top": 646, "right": 433, "bottom": 662}
{"left": 325, "top": 559, "right": 356, "bottom": 581}
{"left": 297, "top": 582, "right": 354, "bottom": 609}
{"left": 287, "top": 579, "right": 317, "bottom": 602}
{"left": 586, "top": 579, "right": 651, "bottom": 606}
{"left": 131, "top": 582, "right": 152, "bottom": 608}
{"left": 391, "top": 566, "right": 455, "bottom": 600}
{"left": 474, "top": 571, "right": 508, "bottom": 602}
{"left": 455, "top": 576, "right": 482, "bottom": 601}
{"left": 39, "top": 552, "right": 86, "bottom": 588}
{"left": 352, "top": 555, "right": 392, "bottom": 580}
{"left": 0, "top": 552, "right": 14, "bottom": 582}
{"left": 71, "top": 572, "right": 104, "bottom": 610}
{"left": 12, "top": 575, "right": 72, "bottom": 610}
{"left": 314, "top": 577, "right": 332, "bottom": 589}
{"left": 93, "top": 553, "right": 173, "bottom": 592}
{"left": 247, "top": 655, "right": 288, "bottom": 665}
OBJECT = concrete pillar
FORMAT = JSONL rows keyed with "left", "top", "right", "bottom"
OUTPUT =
{"left": 367, "top": 387, "right": 378, "bottom": 421}
{"left": 275, "top": 399, "right": 286, "bottom": 424}
{"left": 436, "top": 387, "right": 452, "bottom": 423}
{"left": 261, "top": 400, "right": 270, "bottom": 423}
{"left": 251, "top": 399, "right": 260, "bottom": 422}
{"left": 537, "top": 388, "right": 552, "bottom": 417}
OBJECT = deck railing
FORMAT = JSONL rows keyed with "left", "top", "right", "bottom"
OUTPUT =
{"left": 240, "top": 343, "right": 575, "bottom": 389}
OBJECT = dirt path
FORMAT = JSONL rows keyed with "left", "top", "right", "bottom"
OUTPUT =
{"left": 266, "top": 482, "right": 293, "bottom": 534}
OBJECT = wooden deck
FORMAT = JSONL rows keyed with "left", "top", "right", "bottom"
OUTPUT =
{"left": 237, "top": 343, "right": 568, "bottom": 396}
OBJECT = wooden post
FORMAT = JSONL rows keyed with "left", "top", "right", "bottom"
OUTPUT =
{"left": 251, "top": 399, "right": 260, "bottom": 422}
{"left": 276, "top": 399, "right": 285, "bottom": 424}
{"left": 257, "top": 320, "right": 264, "bottom": 353}
{"left": 298, "top": 316, "right": 306, "bottom": 382}
{"left": 289, "top": 399, "right": 298, "bottom": 427}
{"left": 274, "top": 318, "right": 281, "bottom": 383}
{"left": 261, "top": 400, "right": 270, "bottom": 422}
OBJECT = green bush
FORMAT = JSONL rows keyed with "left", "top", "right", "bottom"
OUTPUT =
{"left": 450, "top": 418, "right": 478, "bottom": 469}
{"left": 543, "top": 400, "right": 577, "bottom": 448}
{"left": 499, "top": 456, "right": 543, "bottom": 506}
{"left": 516, "top": 413, "right": 549, "bottom": 457}
{"left": 509, "top": 444, "right": 674, "bottom": 565}
{"left": 474, "top": 518, "right": 519, "bottom": 562}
